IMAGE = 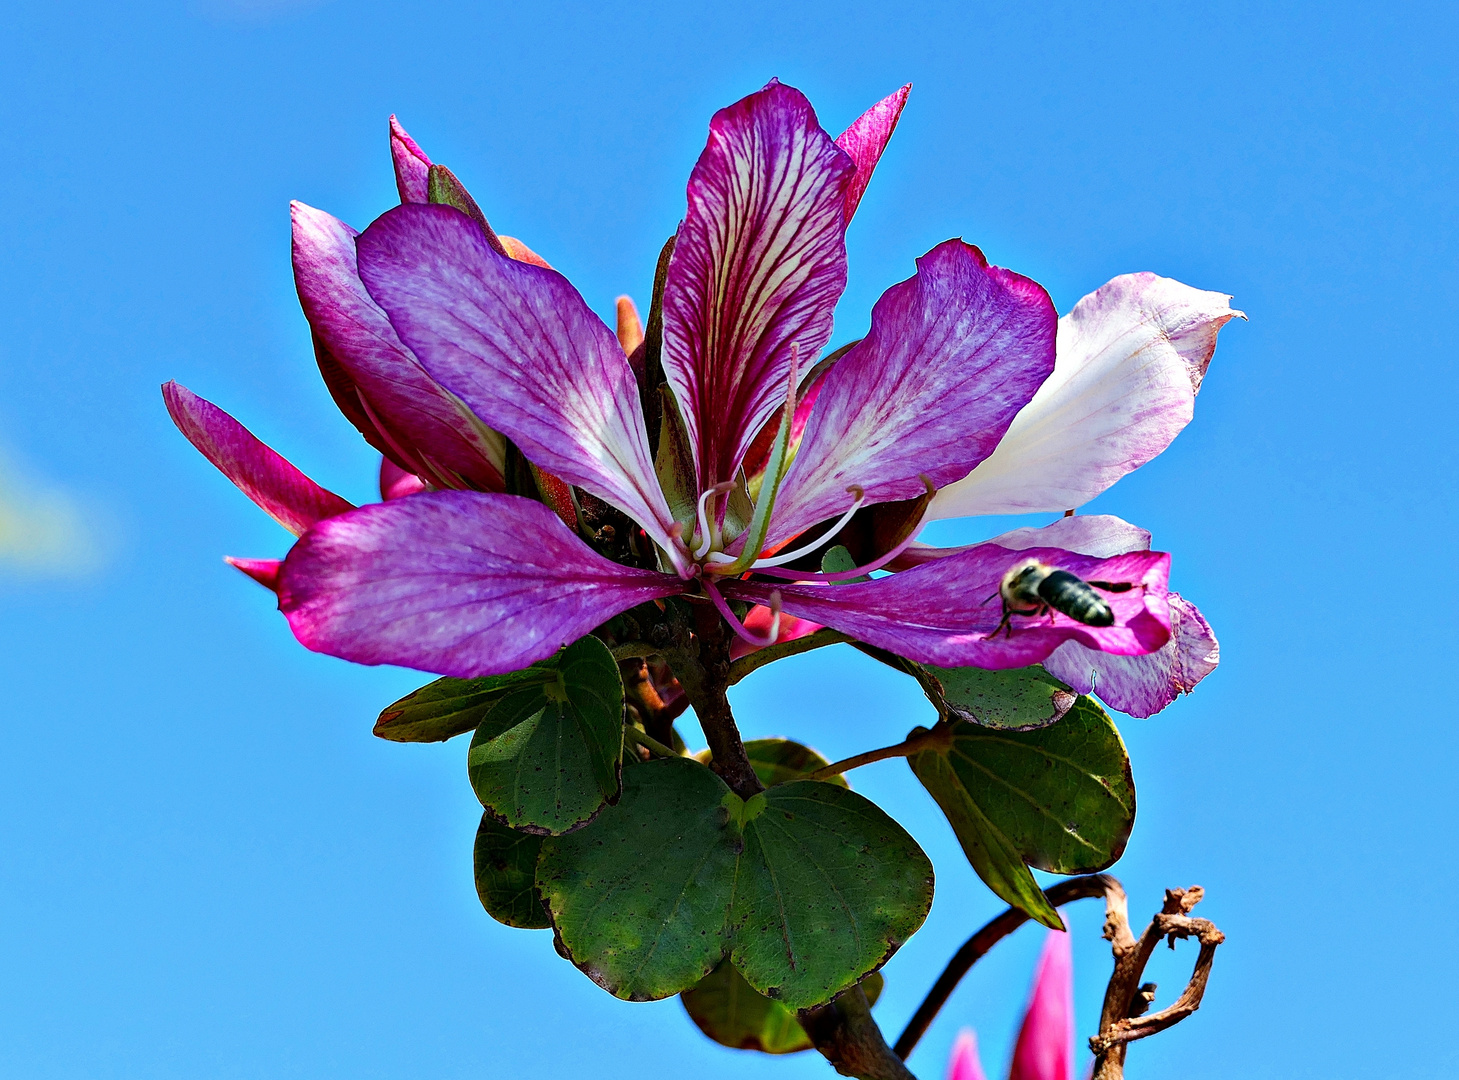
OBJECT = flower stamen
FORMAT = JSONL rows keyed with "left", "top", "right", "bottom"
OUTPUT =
{"left": 705, "top": 578, "right": 781, "bottom": 647}
{"left": 749, "top": 485, "right": 866, "bottom": 569}
{"left": 691, "top": 481, "right": 736, "bottom": 559}
{"left": 751, "top": 476, "right": 937, "bottom": 582}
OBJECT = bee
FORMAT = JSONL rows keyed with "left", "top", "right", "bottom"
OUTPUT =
{"left": 986, "top": 558, "right": 1136, "bottom": 638}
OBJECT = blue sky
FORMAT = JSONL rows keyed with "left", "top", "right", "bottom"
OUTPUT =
{"left": 3, "top": 1, "right": 1455, "bottom": 1077}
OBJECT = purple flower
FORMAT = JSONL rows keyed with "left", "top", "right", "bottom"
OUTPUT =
{"left": 947, "top": 929, "right": 1073, "bottom": 1080}
{"left": 167, "top": 82, "right": 1192, "bottom": 679}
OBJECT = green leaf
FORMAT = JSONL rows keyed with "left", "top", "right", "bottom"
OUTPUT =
{"left": 538, "top": 757, "right": 741, "bottom": 1001}
{"left": 680, "top": 962, "right": 885, "bottom": 1055}
{"left": 467, "top": 636, "right": 625, "bottom": 834}
{"left": 472, "top": 813, "right": 549, "bottom": 929}
{"left": 742, "top": 738, "right": 848, "bottom": 788}
{"left": 915, "top": 663, "right": 1077, "bottom": 730}
{"left": 682, "top": 959, "right": 813, "bottom": 1053}
{"left": 907, "top": 696, "right": 1136, "bottom": 929}
{"left": 374, "top": 670, "right": 548, "bottom": 743}
{"left": 731, "top": 781, "right": 933, "bottom": 1009}
{"left": 539, "top": 758, "right": 931, "bottom": 1008}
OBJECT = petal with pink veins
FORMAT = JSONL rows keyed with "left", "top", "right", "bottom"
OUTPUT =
{"left": 1042, "top": 593, "right": 1219, "bottom": 718}
{"left": 766, "top": 240, "right": 1055, "bottom": 548}
{"left": 896, "top": 514, "right": 1152, "bottom": 569}
{"left": 836, "top": 84, "right": 911, "bottom": 224}
{"left": 929, "top": 273, "right": 1243, "bottom": 519}
{"left": 292, "top": 202, "right": 507, "bottom": 492}
{"left": 389, "top": 115, "right": 432, "bottom": 204}
{"left": 1008, "top": 930, "right": 1074, "bottom": 1080}
{"left": 277, "top": 492, "right": 682, "bottom": 678}
{"left": 945, "top": 1028, "right": 988, "bottom": 1080}
{"left": 661, "top": 79, "right": 854, "bottom": 490}
{"left": 354, "top": 204, "right": 684, "bottom": 565}
{"left": 984, "top": 515, "right": 1219, "bottom": 717}
{"left": 722, "top": 544, "right": 1170, "bottom": 669}
{"left": 163, "top": 382, "right": 354, "bottom": 536}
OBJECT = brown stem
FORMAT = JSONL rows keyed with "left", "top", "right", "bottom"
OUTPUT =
{"left": 1089, "top": 886, "right": 1225, "bottom": 1080}
{"left": 799, "top": 986, "right": 918, "bottom": 1080}
{"left": 895, "top": 877, "right": 1224, "bottom": 1079}
{"left": 809, "top": 724, "right": 951, "bottom": 782}
{"left": 677, "top": 601, "right": 763, "bottom": 799}
{"left": 894, "top": 874, "right": 1119, "bottom": 1059}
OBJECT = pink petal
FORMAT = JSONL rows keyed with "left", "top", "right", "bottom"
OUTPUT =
{"left": 896, "top": 515, "right": 1153, "bottom": 569}
{"left": 389, "top": 115, "right": 432, "bottom": 204}
{"left": 225, "top": 556, "right": 283, "bottom": 591}
{"left": 930, "top": 273, "right": 1243, "bottom": 519}
{"left": 292, "top": 202, "right": 507, "bottom": 492}
{"left": 946, "top": 1029, "right": 988, "bottom": 1080}
{"left": 661, "top": 79, "right": 854, "bottom": 490}
{"left": 163, "top": 382, "right": 354, "bottom": 536}
{"left": 1009, "top": 931, "right": 1073, "bottom": 1080}
{"left": 836, "top": 84, "right": 911, "bottom": 223}
{"left": 354, "top": 203, "right": 681, "bottom": 564}
{"left": 277, "top": 492, "right": 681, "bottom": 678}
{"left": 728, "top": 609, "right": 824, "bottom": 662}
{"left": 379, "top": 457, "right": 428, "bottom": 501}
{"left": 1042, "top": 593, "right": 1219, "bottom": 718}
{"left": 722, "top": 544, "right": 1171, "bottom": 670}
{"left": 766, "top": 240, "right": 1055, "bottom": 548}
{"left": 981, "top": 516, "right": 1220, "bottom": 717}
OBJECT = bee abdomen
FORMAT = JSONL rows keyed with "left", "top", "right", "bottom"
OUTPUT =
{"left": 1037, "top": 570, "right": 1114, "bottom": 627}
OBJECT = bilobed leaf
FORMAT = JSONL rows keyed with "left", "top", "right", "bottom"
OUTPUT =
{"left": 743, "top": 738, "right": 848, "bottom": 788}
{"left": 467, "top": 635, "right": 625, "bottom": 834}
{"left": 540, "top": 758, "right": 931, "bottom": 1009}
{"left": 537, "top": 757, "right": 741, "bottom": 1001}
{"left": 915, "top": 662, "right": 1077, "bottom": 730}
{"left": 681, "top": 962, "right": 884, "bottom": 1055}
{"left": 731, "top": 781, "right": 933, "bottom": 1010}
{"left": 472, "top": 813, "right": 549, "bottom": 929}
{"left": 374, "top": 669, "right": 547, "bottom": 743}
{"left": 907, "top": 696, "right": 1135, "bottom": 928}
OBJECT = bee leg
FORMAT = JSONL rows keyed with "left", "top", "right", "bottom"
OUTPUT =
{"left": 985, "top": 600, "right": 1015, "bottom": 640}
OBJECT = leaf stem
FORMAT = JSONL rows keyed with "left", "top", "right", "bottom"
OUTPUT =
{"left": 894, "top": 874, "right": 1119, "bottom": 1059}
{"left": 622, "top": 724, "right": 678, "bottom": 760}
{"left": 726, "top": 627, "right": 851, "bottom": 685}
{"left": 610, "top": 642, "right": 658, "bottom": 661}
{"left": 806, "top": 725, "right": 951, "bottom": 782}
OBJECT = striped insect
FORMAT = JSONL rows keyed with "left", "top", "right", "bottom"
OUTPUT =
{"left": 985, "top": 558, "right": 1137, "bottom": 639}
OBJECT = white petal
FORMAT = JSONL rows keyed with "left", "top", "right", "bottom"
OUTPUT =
{"left": 928, "top": 272, "right": 1242, "bottom": 519}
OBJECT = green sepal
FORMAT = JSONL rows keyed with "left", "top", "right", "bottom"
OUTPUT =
{"left": 539, "top": 758, "right": 931, "bottom": 1009}
{"left": 472, "top": 813, "right": 550, "bottom": 929}
{"left": 426, "top": 163, "right": 504, "bottom": 252}
{"left": 374, "top": 668, "right": 552, "bottom": 743}
{"left": 654, "top": 385, "right": 699, "bottom": 535}
{"left": 467, "top": 635, "right": 625, "bottom": 835}
{"left": 680, "top": 960, "right": 883, "bottom": 1055}
{"left": 906, "top": 697, "right": 1135, "bottom": 928}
